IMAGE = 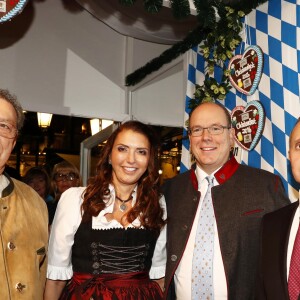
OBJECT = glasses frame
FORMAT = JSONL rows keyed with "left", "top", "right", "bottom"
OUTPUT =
{"left": 54, "top": 172, "right": 77, "bottom": 182}
{"left": 188, "top": 125, "right": 231, "bottom": 137}
{"left": 0, "top": 121, "right": 18, "bottom": 139}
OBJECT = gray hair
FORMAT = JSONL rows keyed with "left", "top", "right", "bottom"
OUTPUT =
{"left": 0, "top": 89, "right": 25, "bottom": 130}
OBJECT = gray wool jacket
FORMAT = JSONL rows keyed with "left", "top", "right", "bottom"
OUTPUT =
{"left": 162, "top": 156, "right": 290, "bottom": 300}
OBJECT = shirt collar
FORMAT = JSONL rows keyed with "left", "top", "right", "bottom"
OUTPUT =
{"left": 0, "top": 174, "right": 10, "bottom": 197}
{"left": 191, "top": 156, "right": 239, "bottom": 190}
{"left": 109, "top": 183, "right": 138, "bottom": 206}
{"left": 195, "top": 165, "right": 220, "bottom": 189}
{"left": 92, "top": 184, "right": 139, "bottom": 230}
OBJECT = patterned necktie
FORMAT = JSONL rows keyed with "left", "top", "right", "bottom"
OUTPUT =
{"left": 192, "top": 176, "right": 215, "bottom": 300}
{"left": 288, "top": 220, "right": 300, "bottom": 300}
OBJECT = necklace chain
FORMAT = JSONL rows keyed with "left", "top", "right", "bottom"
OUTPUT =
{"left": 115, "top": 195, "right": 133, "bottom": 203}
{"left": 115, "top": 194, "right": 133, "bottom": 212}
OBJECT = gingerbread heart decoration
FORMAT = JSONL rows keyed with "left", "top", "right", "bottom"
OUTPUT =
{"left": 0, "top": 0, "right": 28, "bottom": 23}
{"left": 228, "top": 45, "right": 264, "bottom": 95}
{"left": 231, "top": 100, "right": 265, "bottom": 151}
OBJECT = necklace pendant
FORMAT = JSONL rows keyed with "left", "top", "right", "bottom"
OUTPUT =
{"left": 119, "top": 203, "right": 127, "bottom": 212}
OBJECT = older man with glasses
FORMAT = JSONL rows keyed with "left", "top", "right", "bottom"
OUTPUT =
{"left": 0, "top": 89, "right": 48, "bottom": 300}
{"left": 162, "top": 101, "right": 290, "bottom": 300}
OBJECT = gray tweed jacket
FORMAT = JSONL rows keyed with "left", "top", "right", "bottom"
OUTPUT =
{"left": 162, "top": 156, "right": 290, "bottom": 300}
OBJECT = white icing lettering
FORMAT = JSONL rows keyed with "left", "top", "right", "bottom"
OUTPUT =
{"left": 236, "top": 118, "right": 256, "bottom": 129}
{"left": 235, "top": 62, "right": 255, "bottom": 77}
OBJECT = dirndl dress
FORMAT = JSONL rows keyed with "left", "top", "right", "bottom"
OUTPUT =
{"left": 59, "top": 219, "right": 163, "bottom": 300}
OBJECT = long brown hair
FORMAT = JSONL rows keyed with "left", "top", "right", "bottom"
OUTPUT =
{"left": 82, "top": 121, "right": 165, "bottom": 230}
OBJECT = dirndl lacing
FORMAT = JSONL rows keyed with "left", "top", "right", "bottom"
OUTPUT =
{"left": 59, "top": 271, "right": 163, "bottom": 300}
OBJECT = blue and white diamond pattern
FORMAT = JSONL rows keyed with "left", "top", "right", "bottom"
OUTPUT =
{"left": 181, "top": 0, "right": 300, "bottom": 201}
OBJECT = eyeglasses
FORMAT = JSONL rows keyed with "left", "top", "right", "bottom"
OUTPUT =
{"left": 54, "top": 172, "right": 77, "bottom": 182}
{"left": 188, "top": 125, "right": 231, "bottom": 137}
{"left": 0, "top": 121, "right": 17, "bottom": 139}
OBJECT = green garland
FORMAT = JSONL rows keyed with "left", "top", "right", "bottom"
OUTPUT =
{"left": 126, "top": 25, "right": 208, "bottom": 86}
{"left": 120, "top": 0, "right": 268, "bottom": 86}
{"left": 189, "top": 6, "right": 244, "bottom": 109}
{"left": 169, "top": 0, "right": 191, "bottom": 19}
{"left": 119, "top": 0, "right": 267, "bottom": 20}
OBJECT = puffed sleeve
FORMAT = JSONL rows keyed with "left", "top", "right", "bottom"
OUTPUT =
{"left": 149, "top": 195, "right": 167, "bottom": 279}
{"left": 46, "top": 187, "right": 85, "bottom": 280}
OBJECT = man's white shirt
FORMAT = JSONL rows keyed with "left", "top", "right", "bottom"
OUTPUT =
{"left": 174, "top": 165, "right": 227, "bottom": 299}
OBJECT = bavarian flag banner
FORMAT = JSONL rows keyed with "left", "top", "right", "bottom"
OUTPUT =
{"left": 181, "top": 0, "right": 300, "bottom": 201}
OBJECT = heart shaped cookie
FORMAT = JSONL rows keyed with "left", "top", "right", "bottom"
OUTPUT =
{"left": 228, "top": 45, "right": 264, "bottom": 95}
{"left": 231, "top": 100, "right": 265, "bottom": 151}
{"left": 0, "top": 0, "right": 28, "bottom": 23}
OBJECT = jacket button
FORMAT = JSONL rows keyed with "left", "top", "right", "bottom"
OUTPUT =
{"left": 7, "top": 242, "right": 16, "bottom": 250}
{"left": 171, "top": 254, "right": 177, "bottom": 262}
{"left": 193, "top": 196, "right": 197, "bottom": 202}
{"left": 182, "top": 225, "right": 188, "bottom": 231}
{"left": 15, "top": 282, "right": 26, "bottom": 292}
{"left": 92, "top": 262, "right": 101, "bottom": 269}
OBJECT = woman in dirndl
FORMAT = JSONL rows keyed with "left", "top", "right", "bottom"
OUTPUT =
{"left": 44, "top": 120, "right": 166, "bottom": 300}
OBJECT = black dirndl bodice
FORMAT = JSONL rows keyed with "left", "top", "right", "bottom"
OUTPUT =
{"left": 59, "top": 218, "right": 163, "bottom": 300}
{"left": 72, "top": 219, "right": 160, "bottom": 275}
